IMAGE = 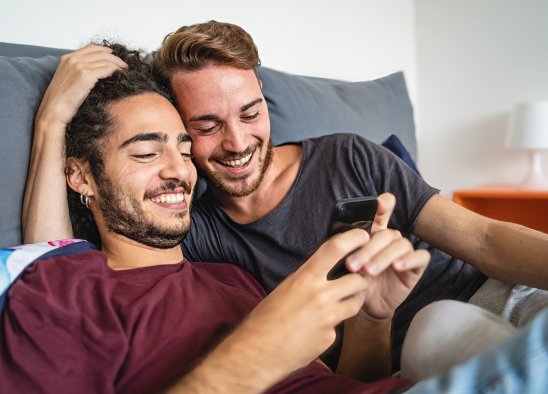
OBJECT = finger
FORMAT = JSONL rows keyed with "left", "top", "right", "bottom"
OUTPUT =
{"left": 329, "top": 271, "right": 371, "bottom": 301}
{"left": 75, "top": 44, "right": 114, "bottom": 55}
{"left": 59, "top": 45, "right": 113, "bottom": 68}
{"left": 305, "top": 229, "right": 370, "bottom": 276}
{"left": 64, "top": 52, "right": 127, "bottom": 74}
{"left": 59, "top": 60, "right": 125, "bottom": 91}
{"left": 390, "top": 250, "right": 430, "bottom": 289}
{"left": 345, "top": 229, "right": 403, "bottom": 274}
{"left": 393, "top": 249, "right": 431, "bottom": 273}
{"left": 73, "top": 51, "right": 127, "bottom": 69}
{"left": 371, "top": 193, "right": 395, "bottom": 233}
{"left": 363, "top": 237, "right": 413, "bottom": 276}
{"left": 334, "top": 290, "right": 368, "bottom": 322}
{"left": 60, "top": 47, "right": 127, "bottom": 73}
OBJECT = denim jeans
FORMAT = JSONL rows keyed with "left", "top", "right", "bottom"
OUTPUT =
{"left": 405, "top": 305, "right": 548, "bottom": 393}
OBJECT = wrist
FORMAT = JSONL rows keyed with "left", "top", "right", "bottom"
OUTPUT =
{"left": 350, "top": 310, "right": 393, "bottom": 327}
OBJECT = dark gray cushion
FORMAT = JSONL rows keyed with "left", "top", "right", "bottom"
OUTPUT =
{"left": 257, "top": 68, "right": 417, "bottom": 160}
{"left": 0, "top": 42, "right": 70, "bottom": 58}
{"left": 0, "top": 55, "right": 64, "bottom": 248}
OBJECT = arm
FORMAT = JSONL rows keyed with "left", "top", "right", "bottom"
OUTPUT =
{"left": 167, "top": 228, "right": 429, "bottom": 393}
{"left": 413, "top": 194, "right": 548, "bottom": 290}
{"left": 167, "top": 229, "right": 375, "bottom": 393}
{"left": 336, "top": 229, "right": 430, "bottom": 381}
{"left": 22, "top": 45, "right": 126, "bottom": 243}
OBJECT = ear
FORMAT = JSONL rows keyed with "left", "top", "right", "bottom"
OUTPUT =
{"left": 66, "top": 157, "right": 96, "bottom": 197}
{"left": 259, "top": 79, "right": 263, "bottom": 90}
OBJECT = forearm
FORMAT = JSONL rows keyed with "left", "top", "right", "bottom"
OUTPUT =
{"left": 414, "top": 195, "right": 548, "bottom": 290}
{"left": 22, "top": 118, "right": 73, "bottom": 243}
{"left": 336, "top": 313, "right": 392, "bottom": 382}
{"left": 480, "top": 220, "right": 548, "bottom": 290}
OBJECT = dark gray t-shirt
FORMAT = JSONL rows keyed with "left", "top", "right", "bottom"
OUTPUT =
{"left": 182, "top": 133, "right": 487, "bottom": 369}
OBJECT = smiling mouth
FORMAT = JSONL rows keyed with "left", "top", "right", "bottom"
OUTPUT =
{"left": 217, "top": 151, "right": 253, "bottom": 169}
{"left": 149, "top": 193, "right": 186, "bottom": 204}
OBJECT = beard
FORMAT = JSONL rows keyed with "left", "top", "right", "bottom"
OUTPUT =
{"left": 95, "top": 174, "right": 193, "bottom": 249}
{"left": 198, "top": 137, "right": 274, "bottom": 197}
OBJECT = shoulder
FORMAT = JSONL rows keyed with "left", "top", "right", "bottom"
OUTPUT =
{"left": 8, "top": 249, "right": 108, "bottom": 304}
{"left": 301, "top": 133, "right": 384, "bottom": 156}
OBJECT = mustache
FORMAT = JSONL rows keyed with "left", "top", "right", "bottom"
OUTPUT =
{"left": 208, "top": 141, "right": 261, "bottom": 163}
{"left": 144, "top": 181, "right": 193, "bottom": 199}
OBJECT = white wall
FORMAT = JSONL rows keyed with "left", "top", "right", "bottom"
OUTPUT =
{"left": 0, "top": 0, "right": 417, "bottom": 103}
{"left": 4, "top": 1, "right": 547, "bottom": 199}
{"left": 415, "top": 0, "right": 548, "bottom": 197}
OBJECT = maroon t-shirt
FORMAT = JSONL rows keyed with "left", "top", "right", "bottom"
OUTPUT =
{"left": 0, "top": 250, "right": 410, "bottom": 393}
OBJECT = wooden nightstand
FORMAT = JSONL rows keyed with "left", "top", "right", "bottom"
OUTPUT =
{"left": 452, "top": 185, "right": 548, "bottom": 233}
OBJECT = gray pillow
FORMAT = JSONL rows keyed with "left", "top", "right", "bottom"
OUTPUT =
{"left": 0, "top": 42, "right": 70, "bottom": 59}
{"left": 0, "top": 55, "right": 63, "bottom": 248}
{"left": 257, "top": 68, "right": 417, "bottom": 160}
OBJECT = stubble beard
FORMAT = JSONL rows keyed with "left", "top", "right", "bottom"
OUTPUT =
{"left": 198, "top": 137, "right": 274, "bottom": 198}
{"left": 95, "top": 174, "right": 193, "bottom": 249}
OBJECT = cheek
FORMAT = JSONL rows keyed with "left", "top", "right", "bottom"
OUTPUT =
{"left": 116, "top": 165, "right": 154, "bottom": 193}
{"left": 186, "top": 161, "right": 199, "bottom": 183}
{"left": 190, "top": 135, "right": 218, "bottom": 164}
{"left": 255, "top": 115, "right": 271, "bottom": 139}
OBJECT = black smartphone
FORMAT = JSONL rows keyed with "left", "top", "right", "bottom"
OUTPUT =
{"left": 326, "top": 196, "right": 378, "bottom": 280}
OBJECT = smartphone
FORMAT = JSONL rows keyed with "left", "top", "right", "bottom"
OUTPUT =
{"left": 326, "top": 196, "right": 378, "bottom": 280}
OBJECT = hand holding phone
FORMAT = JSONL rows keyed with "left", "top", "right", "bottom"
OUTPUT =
{"left": 326, "top": 196, "right": 378, "bottom": 280}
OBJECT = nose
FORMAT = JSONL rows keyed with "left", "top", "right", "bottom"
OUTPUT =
{"left": 221, "top": 121, "right": 248, "bottom": 153}
{"left": 158, "top": 149, "right": 194, "bottom": 183}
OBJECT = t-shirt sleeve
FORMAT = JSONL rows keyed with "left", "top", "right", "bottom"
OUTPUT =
{"left": 0, "top": 268, "right": 125, "bottom": 393}
{"left": 182, "top": 192, "right": 231, "bottom": 264}
{"left": 349, "top": 134, "right": 439, "bottom": 236}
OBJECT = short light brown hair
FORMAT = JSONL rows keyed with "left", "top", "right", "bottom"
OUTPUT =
{"left": 153, "top": 20, "right": 261, "bottom": 83}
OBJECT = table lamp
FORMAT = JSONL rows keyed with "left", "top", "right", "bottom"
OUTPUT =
{"left": 505, "top": 101, "right": 548, "bottom": 189}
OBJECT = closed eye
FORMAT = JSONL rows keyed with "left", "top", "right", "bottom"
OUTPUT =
{"left": 242, "top": 112, "right": 259, "bottom": 121}
{"left": 198, "top": 126, "right": 216, "bottom": 133}
{"left": 133, "top": 153, "right": 155, "bottom": 159}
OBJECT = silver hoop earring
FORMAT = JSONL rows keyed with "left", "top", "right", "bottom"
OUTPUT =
{"left": 80, "top": 191, "right": 90, "bottom": 209}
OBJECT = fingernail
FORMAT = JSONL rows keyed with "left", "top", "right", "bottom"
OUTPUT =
{"left": 347, "top": 256, "right": 361, "bottom": 271}
{"left": 366, "top": 262, "right": 378, "bottom": 274}
{"left": 394, "top": 259, "right": 405, "bottom": 269}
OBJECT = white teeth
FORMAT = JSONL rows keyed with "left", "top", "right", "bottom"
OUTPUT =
{"left": 221, "top": 152, "right": 252, "bottom": 167}
{"left": 150, "top": 194, "right": 185, "bottom": 204}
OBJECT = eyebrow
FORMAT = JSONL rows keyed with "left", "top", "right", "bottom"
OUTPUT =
{"left": 119, "top": 132, "right": 191, "bottom": 149}
{"left": 188, "top": 98, "right": 263, "bottom": 122}
{"left": 178, "top": 133, "right": 192, "bottom": 144}
{"left": 240, "top": 98, "right": 263, "bottom": 112}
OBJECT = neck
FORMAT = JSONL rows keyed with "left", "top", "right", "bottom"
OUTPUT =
{"left": 210, "top": 144, "right": 302, "bottom": 224}
{"left": 99, "top": 232, "right": 184, "bottom": 270}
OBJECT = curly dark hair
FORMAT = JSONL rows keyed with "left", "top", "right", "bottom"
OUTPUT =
{"left": 65, "top": 42, "right": 173, "bottom": 247}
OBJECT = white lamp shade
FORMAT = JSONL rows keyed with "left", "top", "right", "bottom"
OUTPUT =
{"left": 505, "top": 102, "right": 548, "bottom": 150}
